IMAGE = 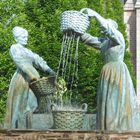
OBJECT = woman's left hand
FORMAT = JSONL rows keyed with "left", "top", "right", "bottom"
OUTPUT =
{"left": 80, "top": 8, "right": 97, "bottom": 17}
{"left": 47, "top": 68, "right": 56, "bottom": 76}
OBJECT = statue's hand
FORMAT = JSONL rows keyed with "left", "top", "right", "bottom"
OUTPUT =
{"left": 80, "top": 8, "right": 97, "bottom": 17}
{"left": 30, "top": 77, "right": 37, "bottom": 83}
{"left": 47, "top": 68, "right": 56, "bottom": 76}
{"left": 50, "top": 70, "right": 56, "bottom": 76}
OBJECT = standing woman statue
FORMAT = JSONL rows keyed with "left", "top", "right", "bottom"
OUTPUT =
{"left": 4, "top": 26, "right": 55, "bottom": 129}
{"left": 80, "top": 8, "right": 140, "bottom": 131}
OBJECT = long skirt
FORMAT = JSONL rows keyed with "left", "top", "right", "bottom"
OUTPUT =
{"left": 4, "top": 69, "right": 38, "bottom": 129}
{"left": 97, "top": 61, "right": 140, "bottom": 131}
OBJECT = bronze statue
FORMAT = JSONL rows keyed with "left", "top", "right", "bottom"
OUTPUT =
{"left": 81, "top": 8, "right": 140, "bottom": 131}
{"left": 4, "top": 26, "right": 55, "bottom": 129}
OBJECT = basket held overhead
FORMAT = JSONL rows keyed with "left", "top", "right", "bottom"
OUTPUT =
{"left": 60, "top": 10, "right": 90, "bottom": 35}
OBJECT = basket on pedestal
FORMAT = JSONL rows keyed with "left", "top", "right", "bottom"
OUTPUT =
{"left": 51, "top": 103, "right": 87, "bottom": 130}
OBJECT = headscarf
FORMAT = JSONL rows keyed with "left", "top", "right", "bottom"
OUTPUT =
{"left": 12, "top": 26, "right": 28, "bottom": 38}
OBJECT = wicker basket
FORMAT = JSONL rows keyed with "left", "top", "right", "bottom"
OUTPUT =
{"left": 51, "top": 103, "right": 87, "bottom": 130}
{"left": 29, "top": 76, "right": 56, "bottom": 97}
{"left": 60, "top": 10, "right": 90, "bottom": 35}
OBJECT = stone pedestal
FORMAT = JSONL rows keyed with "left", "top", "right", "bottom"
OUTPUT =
{"left": 31, "top": 114, "right": 96, "bottom": 131}
{"left": 32, "top": 113, "right": 54, "bottom": 130}
{"left": 0, "top": 129, "right": 140, "bottom": 140}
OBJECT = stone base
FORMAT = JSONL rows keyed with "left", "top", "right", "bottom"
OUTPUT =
{"left": 32, "top": 113, "right": 96, "bottom": 130}
{"left": 32, "top": 113, "right": 54, "bottom": 130}
{"left": 83, "top": 114, "right": 96, "bottom": 130}
{"left": 0, "top": 129, "right": 140, "bottom": 140}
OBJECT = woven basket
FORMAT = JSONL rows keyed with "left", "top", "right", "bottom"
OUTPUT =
{"left": 60, "top": 10, "right": 90, "bottom": 35}
{"left": 29, "top": 76, "right": 56, "bottom": 97}
{"left": 51, "top": 103, "right": 87, "bottom": 130}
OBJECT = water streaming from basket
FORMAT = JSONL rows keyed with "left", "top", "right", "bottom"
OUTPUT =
{"left": 55, "top": 10, "right": 89, "bottom": 108}
{"left": 56, "top": 31, "right": 80, "bottom": 106}
{"left": 51, "top": 10, "right": 90, "bottom": 130}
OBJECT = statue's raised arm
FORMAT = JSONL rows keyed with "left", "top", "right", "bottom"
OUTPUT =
{"left": 81, "top": 8, "right": 125, "bottom": 46}
{"left": 81, "top": 33, "right": 106, "bottom": 50}
{"left": 80, "top": 8, "right": 140, "bottom": 131}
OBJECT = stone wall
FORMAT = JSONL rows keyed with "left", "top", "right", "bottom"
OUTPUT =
{"left": 0, "top": 129, "right": 140, "bottom": 140}
{"left": 135, "top": 1, "right": 140, "bottom": 103}
{"left": 124, "top": 0, "right": 140, "bottom": 102}
{"left": 124, "top": 1, "right": 136, "bottom": 74}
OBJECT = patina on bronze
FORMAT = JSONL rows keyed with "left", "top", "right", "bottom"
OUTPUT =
{"left": 4, "top": 26, "right": 55, "bottom": 129}
{"left": 80, "top": 8, "right": 140, "bottom": 131}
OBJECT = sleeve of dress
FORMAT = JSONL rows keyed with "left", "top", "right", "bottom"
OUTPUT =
{"left": 24, "top": 48, "right": 51, "bottom": 72}
{"left": 81, "top": 33, "right": 105, "bottom": 50}
{"left": 10, "top": 45, "right": 39, "bottom": 80}
{"left": 100, "top": 22, "right": 125, "bottom": 46}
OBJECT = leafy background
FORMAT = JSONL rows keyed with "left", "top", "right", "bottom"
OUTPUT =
{"left": 0, "top": 0, "right": 135, "bottom": 123}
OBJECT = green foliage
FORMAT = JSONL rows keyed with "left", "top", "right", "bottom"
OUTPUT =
{"left": 0, "top": 0, "right": 135, "bottom": 122}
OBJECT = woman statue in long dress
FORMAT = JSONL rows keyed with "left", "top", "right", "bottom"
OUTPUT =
{"left": 4, "top": 26, "right": 55, "bottom": 129}
{"left": 81, "top": 8, "right": 140, "bottom": 131}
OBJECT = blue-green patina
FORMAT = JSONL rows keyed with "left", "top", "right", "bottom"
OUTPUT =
{"left": 81, "top": 8, "right": 140, "bottom": 131}
{"left": 4, "top": 26, "right": 55, "bottom": 129}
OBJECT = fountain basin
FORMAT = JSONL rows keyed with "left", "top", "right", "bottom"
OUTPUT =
{"left": 60, "top": 10, "right": 90, "bottom": 35}
{"left": 51, "top": 103, "right": 87, "bottom": 130}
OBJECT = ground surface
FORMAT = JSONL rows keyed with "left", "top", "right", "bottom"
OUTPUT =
{"left": 0, "top": 129, "right": 140, "bottom": 140}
